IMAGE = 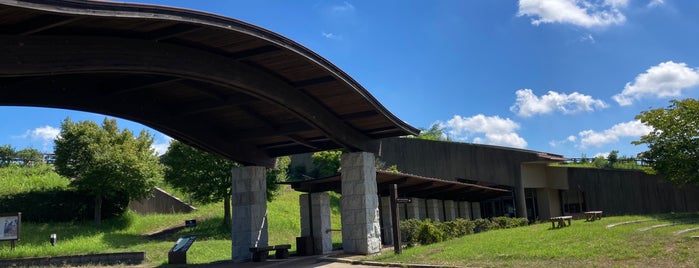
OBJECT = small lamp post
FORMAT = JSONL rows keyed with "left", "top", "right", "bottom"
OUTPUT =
{"left": 50, "top": 233, "right": 56, "bottom": 246}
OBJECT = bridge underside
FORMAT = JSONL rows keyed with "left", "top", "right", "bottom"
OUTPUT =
{"left": 0, "top": 0, "right": 417, "bottom": 166}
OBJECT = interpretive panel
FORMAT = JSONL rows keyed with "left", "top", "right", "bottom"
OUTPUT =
{"left": 0, "top": 212, "right": 20, "bottom": 241}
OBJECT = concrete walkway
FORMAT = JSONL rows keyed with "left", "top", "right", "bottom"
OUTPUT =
{"left": 182, "top": 254, "right": 378, "bottom": 268}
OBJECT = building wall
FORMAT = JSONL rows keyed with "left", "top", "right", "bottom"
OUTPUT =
{"left": 566, "top": 167, "right": 699, "bottom": 215}
{"left": 128, "top": 187, "right": 196, "bottom": 214}
{"left": 367, "top": 138, "right": 544, "bottom": 187}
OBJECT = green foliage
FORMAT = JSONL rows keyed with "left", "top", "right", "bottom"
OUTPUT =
{"left": 0, "top": 189, "right": 128, "bottom": 222}
{"left": 417, "top": 220, "right": 444, "bottom": 245}
{"left": 161, "top": 141, "right": 287, "bottom": 227}
{"left": 0, "top": 164, "right": 70, "bottom": 195}
{"left": 633, "top": 98, "right": 699, "bottom": 186}
{"left": 311, "top": 150, "right": 342, "bottom": 178}
{"left": 161, "top": 140, "right": 238, "bottom": 227}
{"left": 491, "top": 216, "right": 529, "bottom": 229}
{"left": 607, "top": 150, "right": 619, "bottom": 167}
{"left": 400, "top": 218, "right": 422, "bottom": 246}
{"left": 474, "top": 218, "right": 499, "bottom": 232}
{"left": 161, "top": 140, "right": 238, "bottom": 204}
{"left": 15, "top": 148, "right": 43, "bottom": 166}
{"left": 0, "top": 144, "right": 15, "bottom": 166}
{"left": 266, "top": 156, "right": 290, "bottom": 201}
{"left": 53, "top": 117, "right": 163, "bottom": 225}
{"left": 401, "top": 217, "right": 527, "bottom": 246}
{"left": 592, "top": 156, "right": 607, "bottom": 168}
{"left": 410, "top": 123, "right": 450, "bottom": 141}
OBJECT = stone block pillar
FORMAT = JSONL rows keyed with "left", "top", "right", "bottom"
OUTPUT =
{"left": 407, "top": 198, "right": 421, "bottom": 220}
{"left": 340, "top": 152, "right": 381, "bottom": 255}
{"left": 426, "top": 199, "right": 442, "bottom": 222}
{"left": 399, "top": 203, "right": 407, "bottom": 220}
{"left": 300, "top": 192, "right": 332, "bottom": 254}
{"left": 417, "top": 198, "right": 427, "bottom": 220}
{"left": 231, "top": 166, "right": 267, "bottom": 262}
{"left": 444, "top": 200, "right": 456, "bottom": 221}
{"left": 471, "top": 202, "right": 482, "bottom": 219}
{"left": 380, "top": 196, "right": 393, "bottom": 245}
{"left": 458, "top": 201, "right": 471, "bottom": 219}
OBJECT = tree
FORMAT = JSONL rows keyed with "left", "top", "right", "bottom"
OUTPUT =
{"left": 54, "top": 117, "right": 162, "bottom": 225}
{"left": 633, "top": 98, "right": 699, "bottom": 186}
{"left": 411, "top": 123, "right": 450, "bottom": 141}
{"left": 312, "top": 150, "right": 342, "bottom": 178}
{"left": 15, "top": 148, "right": 43, "bottom": 166}
{"left": 161, "top": 140, "right": 287, "bottom": 227}
{"left": 0, "top": 144, "right": 15, "bottom": 166}
{"left": 606, "top": 150, "right": 619, "bottom": 168}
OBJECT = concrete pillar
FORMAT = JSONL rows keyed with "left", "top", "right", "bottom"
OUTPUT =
{"left": 471, "top": 202, "right": 482, "bottom": 219}
{"left": 458, "top": 201, "right": 471, "bottom": 220}
{"left": 300, "top": 192, "right": 332, "bottom": 254}
{"left": 380, "top": 196, "right": 393, "bottom": 245}
{"left": 514, "top": 165, "right": 528, "bottom": 219}
{"left": 426, "top": 199, "right": 442, "bottom": 222}
{"left": 536, "top": 188, "right": 562, "bottom": 220}
{"left": 231, "top": 166, "right": 267, "bottom": 262}
{"left": 444, "top": 200, "right": 456, "bottom": 221}
{"left": 418, "top": 198, "right": 427, "bottom": 220}
{"left": 340, "top": 152, "right": 381, "bottom": 255}
{"left": 406, "top": 198, "right": 421, "bottom": 220}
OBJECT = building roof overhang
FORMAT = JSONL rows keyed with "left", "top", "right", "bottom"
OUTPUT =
{"left": 288, "top": 170, "right": 511, "bottom": 202}
{"left": 0, "top": 0, "right": 418, "bottom": 167}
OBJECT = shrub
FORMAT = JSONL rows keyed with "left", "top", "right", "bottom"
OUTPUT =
{"left": 452, "top": 218, "right": 475, "bottom": 236}
{"left": 417, "top": 220, "right": 444, "bottom": 245}
{"left": 400, "top": 218, "right": 422, "bottom": 246}
{"left": 0, "top": 189, "right": 128, "bottom": 222}
{"left": 473, "top": 218, "right": 499, "bottom": 233}
{"left": 492, "top": 216, "right": 529, "bottom": 229}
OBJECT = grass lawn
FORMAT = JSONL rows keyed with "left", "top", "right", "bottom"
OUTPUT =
{"left": 0, "top": 185, "right": 343, "bottom": 266}
{"left": 366, "top": 213, "right": 699, "bottom": 267}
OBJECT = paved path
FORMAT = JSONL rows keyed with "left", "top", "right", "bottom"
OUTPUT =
{"left": 189, "top": 255, "right": 378, "bottom": 268}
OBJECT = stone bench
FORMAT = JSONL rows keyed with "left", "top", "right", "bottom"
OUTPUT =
{"left": 249, "top": 244, "right": 291, "bottom": 262}
{"left": 584, "top": 211, "right": 603, "bottom": 221}
{"left": 550, "top": 216, "right": 573, "bottom": 228}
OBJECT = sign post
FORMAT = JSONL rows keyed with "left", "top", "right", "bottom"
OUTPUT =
{"left": 389, "top": 184, "right": 401, "bottom": 254}
{"left": 0, "top": 212, "right": 21, "bottom": 251}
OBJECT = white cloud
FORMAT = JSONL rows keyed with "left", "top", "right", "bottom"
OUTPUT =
{"left": 517, "top": 0, "right": 627, "bottom": 28}
{"left": 13, "top": 125, "right": 60, "bottom": 152}
{"left": 322, "top": 32, "right": 343, "bottom": 40}
{"left": 548, "top": 135, "right": 577, "bottom": 147}
{"left": 445, "top": 114, "right": 527, "bottom": 148}
{"left": 577, "top": 120, "right": 653, "bottom": 148}
{"left": 613, "top": 61, "right": 699, "bottom": 106}
{"left": 332, "top": 1, "right": 355, "bottom": 13}
{"left": 151, "top": 135, "right": 172, "bottom": 156}
{"left": 511, "top": 89, "right": 608, "bottom": 117}
{"left": 648, "top": 0, "right": 664, "bottom": 8}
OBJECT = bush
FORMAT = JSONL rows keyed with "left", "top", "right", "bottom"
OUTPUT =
{"left": 417, "top": 220, "right": 444, "bottom": 245}
{"left": 473, "top": 218, "right": 499, "bottom": 233}
{"left": 492, "top": 216, "right": 529, "bottom": 229}
{"left": 0, "top": 189, "right": 128, "bottom": 222}
{"left": 400, "top": 218, "right": 422, "bottom": 246}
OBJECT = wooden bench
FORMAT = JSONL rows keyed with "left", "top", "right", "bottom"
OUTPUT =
{"left": 550, "top": 216, "right": 573, "bottom": 228}
{"left": 584, "top": 211, "right": 603, "bottom": 221}
{"left": 249, "top": 244, "right": 291, "bottom": 262}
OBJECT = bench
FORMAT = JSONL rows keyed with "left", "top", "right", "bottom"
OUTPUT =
{"left": 584, "top": 211, "right": 603, "bottom": 221}
{"left": 550, "top": 216, "right": 573, "bottom": 228}
{"left": 249, "top": 244, "right": 291, "bottom": 262}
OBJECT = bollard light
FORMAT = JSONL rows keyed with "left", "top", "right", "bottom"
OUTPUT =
{"left": 50, "top": 233, "right": 56, "bottom": 246}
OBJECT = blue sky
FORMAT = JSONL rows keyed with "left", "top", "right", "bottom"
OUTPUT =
{"left": 2, "top": 0, "right": 699, "bottom": 159}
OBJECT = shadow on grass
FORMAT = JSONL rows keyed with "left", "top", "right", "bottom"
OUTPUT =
{"left": 650, "top": 212, "right": 699, "bottom": 224}
{"left": 11, "top": 213, "right": 136, "bottom": 247}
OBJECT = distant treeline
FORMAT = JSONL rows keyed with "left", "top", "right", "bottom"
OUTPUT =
{"left": 0, "top": 145, "right": 55, "bottom": 166}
